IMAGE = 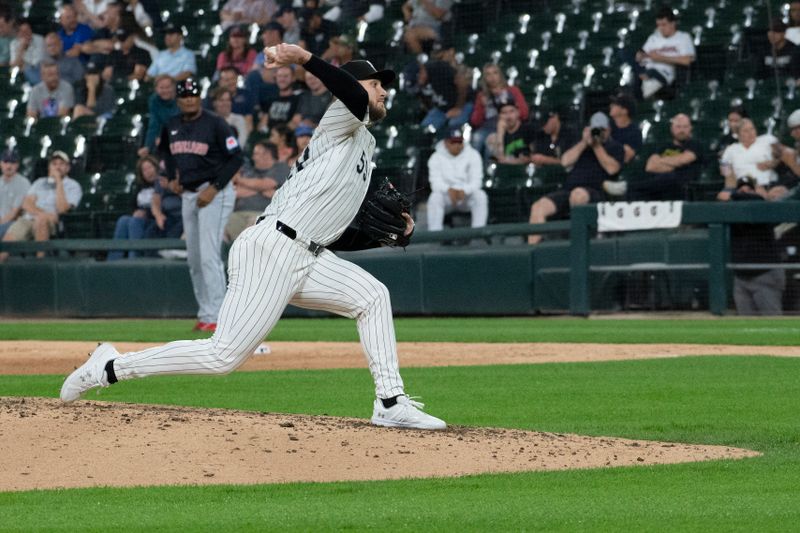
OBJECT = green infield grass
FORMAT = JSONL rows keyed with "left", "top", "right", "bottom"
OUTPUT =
{"left": 1, "top": 353, "right": 799, "bottom": 531}
{"left": 0, "top": 316, "right": 799, "bottom": 344}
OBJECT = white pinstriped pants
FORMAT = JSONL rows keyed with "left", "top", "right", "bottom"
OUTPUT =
{"left": 114, "top": 215, "right": 405, "bottom": 399}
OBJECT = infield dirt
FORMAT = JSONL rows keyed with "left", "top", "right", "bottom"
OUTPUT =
{"left": 1, "top": 340, "right": 782, "bottom": 492}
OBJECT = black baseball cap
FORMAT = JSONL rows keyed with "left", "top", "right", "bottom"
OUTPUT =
{"left": 163, "top": 23, "right": 182, "bottom": 34}
{"left": 176, "top": 78, "right": 200, "bottom": 98}
{"left": 1, "top": 148, "right": 19, "bottom": 163}
{"left": 340, "top": 60, "right": 395, "bottom": 86}
{"left": 114, "top": 27, "right": 131, "bottom": 40}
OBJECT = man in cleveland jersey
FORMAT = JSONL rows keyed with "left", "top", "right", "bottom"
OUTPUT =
{"left": 161, "top": 78, "right": 242, "bottom": 332}
{"left": 62, "top": 44, "right": 446, "bottom": 431}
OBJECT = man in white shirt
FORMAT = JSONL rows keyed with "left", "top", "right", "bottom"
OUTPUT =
{"left": 0, "top": 151, "right": 83, "bottom": 261}
{"left": 426, "top": 128, "right": 487, "bottom": 231}
{"left": 718, "top": 119, "right": 786, "bottom": 201}
{"left": 634, "top": 6, "right": 695, "bottom": 99}
{"left": 0, "top": 149, "right": 31, "bottom": 239}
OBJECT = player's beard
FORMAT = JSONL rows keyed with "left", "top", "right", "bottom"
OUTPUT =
{"left": 368, "top": 102, "right": 387, "bottom": 122}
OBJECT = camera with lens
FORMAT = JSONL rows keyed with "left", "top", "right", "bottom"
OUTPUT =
{"left": 590, "top": 127, "right": 604, "bottom": 139}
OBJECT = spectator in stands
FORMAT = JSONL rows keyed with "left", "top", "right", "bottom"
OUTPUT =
{"left": 787, "top": 1, "right": 800, "bottom": 45}
{"left": 401, "top": 0, "right": 453, "bottom": 54}
{"left": 293, "top": 70, "right": 331, "bottom": 127}
{"left": 426, "top": 128, "right": 487, "bottom": 231}
{"left": 299, "top": 8, "right": 337, "bottom": 57}
{"left": 73, "top": 61, "right": 117, "bottom": 118}
{"left": 150, "top": 161, "right": 183, "bottom": 239}
{"left": 10, "top": 18, "right": 44, "bottom": 79}
{"left": 73, "top": 0, "right": 113, "bottom": 29}
{"left": 604, "top": 113, "right": 704, "bottom": 200}
{"left": 324, "top": 0, "right": 385, "bottom": 24}
{"left": 26, "top": 60, "right": 75, "bottom": 119}
{"left": 220, "top": 0, "right": 277, "bottom": 31}
{"left": 273, "top": 6, "right": 302, "bottom": 45}
{"left": 216, "top": 25, "right": 257, "bottom": 78}
{"left": 212, "top": 87, "right": 250, "bottom": 147}
{"left": 715, "top": 105, "right": 747, "bottom": 157}
{"left": 469, "top": 63, "right": 529, "bottom": 157}
{"left": 76, "top": 1, "right": 127, "bottom": 65}
{"left": 257, "top": 65, "right": 301, "bottom": 132}
{"left": 529, "top": 107, "right": 578, "bottom": 167}
{"left": 629, "top": 6, "right": 695, "bottom": 99}
{"left": 205, "top": 66, "right": 257, "bottom": 131}
{"left": 146, "top": 24, "right": 196, "bottom": 81}
{"left": 57, "top": 4, "right": 94, "bottom": 62}
{"left": 729, "top": 176, "right": 786, "bottom": 315}
{"left": 0, "top": 5, "right": 15, "bottom": 66}
{"left": 0, "top": 149, "right": 31, "bottom": 240}
{"left": 108, "top": 154, "right": 162, "bottom": 260}
{"left": 41, "top": 32, "right": 85, "bottom": 85}
{"left": 268, "top": 123, "right": 297, "bottom": 164}
{"left": 760, "top": 18, "right": 800, "bottom": 80}
{"left": 225, "top": 140, "right": 288, "bottom": 242}
{"left": 245, "top": 23, "right": 282, "bottom": 104}
{"left": 0, "top": 151, "right": 82, "bottom": 262}
{"left": 321, "top": 34, "right": 356, "bottom": 67}
{"left": 128, "top": 0, "right": 157, "bottom": 32}
{"left": 528, "top": 112, "right": 624, "bottom": 245}
{"left": 413, "top": 59, "right": 471, "bottom": 137}
{"left": 251, "top": 21, "right": 284, "bottom": 73}
{"left": 486, "top": 102, "right": 535, "bottom": 164}
{"left": 718, "top": 118, "right": 787, "bottom": 201}
{"left": 609, "top": 91, "right": 642, "bottom": 164}
{"left": 138, "top": 74, "right": 178, "bottom": 157}
{"left": 294, "top": 125, "right": 313, "bottom": 154}
{"left": 102, "top": 27, "right": 151, "bottom": 82}
{"left": 768, "top": 110, "right": 800, "bottom": 191}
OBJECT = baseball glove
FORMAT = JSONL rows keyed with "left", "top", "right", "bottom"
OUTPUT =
{"left": 358, "top": 179, "right": 413, "bottom": 247}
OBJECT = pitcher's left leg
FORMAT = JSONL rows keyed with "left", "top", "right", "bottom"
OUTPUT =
{"left": 289, "top": 250, "right": 404, "bottom": 399}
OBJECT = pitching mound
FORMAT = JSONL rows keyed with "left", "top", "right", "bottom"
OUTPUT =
{"left": 0, "top": 397, "right": 759, "bottom": 492}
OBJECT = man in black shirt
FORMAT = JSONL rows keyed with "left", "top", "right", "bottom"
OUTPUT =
{"left": 102, "top": 28, "right": 151, "bottom": 82}
{"left": 258, "top": 65, "right": 301, "bottom": 130}
{"left": 160, "top": 78, "right": 244, "bottom": 332}
{"left": 760, "top": 17, "right": 800, "bottom": 80}
{"left": 528, "top": 112, "right": 624, "bottom": 244}
{"left": 530, "top": 107, "right": 578, "bottom": 167}
{"left": 604, "top": 113, "right": 703, "bottom": 200}
{"left": 609, "top": 91, "right": 641, "bottom": 164}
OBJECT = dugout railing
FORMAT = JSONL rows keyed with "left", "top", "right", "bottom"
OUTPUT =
{"left": 568, "top": 202, "right": 800, "bottom": 316}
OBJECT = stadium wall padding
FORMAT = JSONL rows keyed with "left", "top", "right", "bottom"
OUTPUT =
{"left": 0, "top": 231, "right": 710, "bottom": 317}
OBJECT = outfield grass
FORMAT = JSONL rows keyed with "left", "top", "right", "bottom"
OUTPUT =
{"left": 1, "top": 353, "right": 799, "bottom": 531}
{"left": 1, "top": 316, "right": 799, "bottom": 344}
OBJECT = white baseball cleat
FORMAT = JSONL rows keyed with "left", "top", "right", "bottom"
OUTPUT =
{"left": 371, "top": 395, "right": 447, "bottom": 430}
{"left": 60, "top": 343, "right": 119, "bottom": 403}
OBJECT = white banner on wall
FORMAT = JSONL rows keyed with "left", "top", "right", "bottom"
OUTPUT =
{"left": 596, "top": 201, "right": 683, "bottom": 232}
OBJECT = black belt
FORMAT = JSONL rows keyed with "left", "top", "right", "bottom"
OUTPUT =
{"left": 275, "top": 220, "right": 325, "bottom": 256}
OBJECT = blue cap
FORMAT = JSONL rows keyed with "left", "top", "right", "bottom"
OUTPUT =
{"left": 295, "top": 125, "right": 314, "bottom": 137}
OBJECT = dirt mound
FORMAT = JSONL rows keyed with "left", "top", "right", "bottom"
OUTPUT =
{"left": 0, "top": 397, "right": 759, "bottom": 492}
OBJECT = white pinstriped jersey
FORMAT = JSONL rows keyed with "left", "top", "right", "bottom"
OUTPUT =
{"left": 264, "top": 99, "right": 375, "bottom": 245}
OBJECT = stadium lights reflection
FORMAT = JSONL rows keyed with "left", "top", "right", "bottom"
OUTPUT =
{"left": 518, "top": 14, "right": 530, "bottom": 34}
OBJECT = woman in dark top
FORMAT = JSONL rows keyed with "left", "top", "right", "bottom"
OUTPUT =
{"left": 108, "top": 155, "right": 163, "bottom": 260}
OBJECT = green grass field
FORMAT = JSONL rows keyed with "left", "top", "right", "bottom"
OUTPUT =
{"left": 1, "top": 318, "right": 799, "bottom": 531}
